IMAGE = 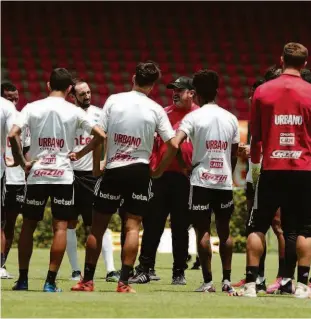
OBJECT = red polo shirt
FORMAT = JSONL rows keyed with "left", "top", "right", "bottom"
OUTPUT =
{"left": 150, "top": 103, "right": 199, "bottom": 172}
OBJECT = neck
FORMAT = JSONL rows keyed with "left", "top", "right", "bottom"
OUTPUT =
{"left": 175, "top": 101, "right": 192, "bottom": 110}
{"left": 201, "top": 100, "right": 215, "bottom": 107}
{"left": 132, "top": 85, "right": 151, "bottom": 96}
{"left": 49, "top": 91, "right": 66, "bottom": 98}
{"left": 283, "top": 67, "right": 301, "bottom": 77}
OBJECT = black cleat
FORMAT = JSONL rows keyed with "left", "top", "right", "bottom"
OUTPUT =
{"left": 149, "top": 268, "right": 161, "bottom": 281}
{"left": 256, "top": 279, "right": 267, "bottom": 293}
{"left": 129, "top": 269, "right": 150, "bottom": 284}
{"left": 280, "top": 280, "right": 295, "bottom": 295}
{"left": 172, "top": 269, "right": 186, "bottom": 285}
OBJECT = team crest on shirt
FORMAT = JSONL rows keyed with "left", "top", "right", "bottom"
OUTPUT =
{"left": 279, "top": 133, "right": 295, "bottom": 146}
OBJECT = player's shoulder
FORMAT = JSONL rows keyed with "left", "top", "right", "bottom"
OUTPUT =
{"left": 0, "top": 97, "right": 16, "bottom": 113}
{"left": 89, "top": 104, "right": 102, "bottom": 114}
{"left": 216, "top": 105, "right": 238, "bottom": 122}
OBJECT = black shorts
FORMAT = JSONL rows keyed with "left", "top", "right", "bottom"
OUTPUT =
{"left": 2, "top": 184, "right": 25, "bottom": 213}
{"left": 247, "top": 170, "right": 311, "bottom": 237}
{"left": 189, "top": 185, "right": 234, "bottom": 226}
{"left": 23, "top": 184, "right": 75, "bottom": 221}
{"left": 73, "top": 171, "right": 97, "bottom": 226}
{"left": 246, "top": 182, "right": 255, "bottom": 202}
{"left": 93, "top": 163, "right": 151, "bottom": 217}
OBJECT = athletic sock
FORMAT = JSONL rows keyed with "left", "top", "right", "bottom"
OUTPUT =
{"left": 66, "top": 229, "right": 80, "bottom": 272}
{"left": 19, "top": 269, "right": 28, "bottom": 282}
{"left": 46, "top": 270, "right": 57, "bottom": 285}
{"left": 1, "top": 253, "right": 5, "bottom": 267}
{"left": 202, "top": 268, "right": 212, "bottom": 284}
{"left": 297, "top": 266, "right": 310, "bottom": 285}
{"left": 277, "top": 257, "right": 285, "bottom": 278}
{"left": 102, "top": 229, "right": 116, "bottom": 273}
{"left": 222, "top": 269, "right": 231, "bottom": 282}
{"left": 246, "top": 266, "right": 259, "bottom": 283}
{"left": 258, "top": 246, "right": 266, "bottom": 277}
{"left": 84, "top": 263, "right": 96, "bottom": 282}
{"left": 120, "top": 264, "right": 133, "bottom": 284}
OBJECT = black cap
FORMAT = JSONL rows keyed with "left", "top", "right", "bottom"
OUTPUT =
{"left": 166, "top": 76, "right": 194, "bottom": 90}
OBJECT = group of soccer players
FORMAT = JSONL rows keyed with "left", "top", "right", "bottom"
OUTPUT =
{"left": 1, "top": 42, "right": 311, "bottom": 298}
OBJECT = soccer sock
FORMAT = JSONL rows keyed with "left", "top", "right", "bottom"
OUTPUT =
{"left": 1, "top": 253, "right": 5, "bottom": 267}
{"left": 246, "top": 266, "right": 259, "bottom": 283}
{"left": 66, "top": 229, "right": 80, "bottom": 272}
{"left": 120, "top": 264, "right": 133, "bottom": 284}
{"left": 102, "top": 229, "right": 116, "bottom": 273}
{"left": 202, "top": 268, "right": 212, "bottom": 283}
{"left": 222, "top": 269, "right": 231, "bottom": 282}
{"left": 258, "top": 245, "right": 266, "bottom": 278}
{"left": 277, "top": 257, "right": 286, "bottom": 278}
{"left": 297, "top": 266, "right": 310, "bottom": 285}
{"left": 46, "top": 270, "right": 57, "bottom": 285}
{"left": 84, "top": 263, "right": 96, "bottom": 282}
{"left": 19, "top": 269, "right": 28, "bottom": 281}
{"left": 283, "top": 233, "right": 297, "bottom": 279}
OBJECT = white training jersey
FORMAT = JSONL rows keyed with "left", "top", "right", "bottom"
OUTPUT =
{"left": 5, "top": 124, "right": 31, "bottom": 185}
{"left": 14, "top": 96, "right": 94, "bottom": 184}
{"left": 179, "top": 103, "right": 240, "bottom": 190}
{"left": 72, "top": 105, "right": 101, "bottom": 171}
{"left": 100, "top": 91, "right": 175, "bottom": 169}
{"left": 1, "top": 97, "right": 16, "bottom": 177}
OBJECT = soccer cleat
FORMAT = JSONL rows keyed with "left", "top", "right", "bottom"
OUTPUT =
{"left": 172, "top": 270, "right": 186, "bottom": 285}
{"left": 71, "top": 279, "right": 94, "bottom": 291}
{"left": 195, "top": 281, "right": 216, "bottom": 292}
{"left": 186, "top": 254, "right": 192, "bottom": 263}
{"left": 106, "top": 270, "right": 120, "bottom": 283}
{"left": 191, "top": 257, "right": 201, "bottom": 270}
{"left": 239, "top": 282, "right": 257, "bottom": 297}
{"left": 149, "top": 268, "right": 161, "bottom": 281}
{"left": 280, "top": 279, "right": 295, "bottom": 295}
{"left": 117, "top": 281, "right": 136, "bottom": 293}
{"left": 0, "top": 267, "right": 14, "bottom": 279}
{"left": 255, "top": 278, "right": 267, "bottom": 293}
{"left": 222, "top": 279, "right": 235, "bottom": 293}
{"left": 129, "top": 271, "right": 150, "bottom": 284}
{"left": 43, "top": 282, "right": 62, "bottom": 292}
{"left": 12, "top": 280, "right": 28, "bottom": 291}
{"left": 294, "top": 282, "right": 311, "bottom": 299}
{"left": 70, "top": 270, "right": 81, "bottom": 281}
{"left": 266, "top": 277, "right": 282, "bottom": 294}
{"left": 232, "top": 278, "right": 246, "bottom": 288}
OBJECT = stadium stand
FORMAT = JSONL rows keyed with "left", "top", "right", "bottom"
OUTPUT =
{"left": 1, "top": 2, "right": 311, "bottom": 119}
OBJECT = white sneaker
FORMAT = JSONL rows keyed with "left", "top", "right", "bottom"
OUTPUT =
{"left": 194, "top": 281, "right": 216, "bottom": 292}
{"left": 240, "top": 282, "right": 257, "bottom": 297}
{"left": 294, "top": 282, "right": 311, "bottom": 299}
{"left": 70, "top": 270, "right": 81, "bottom": 281}
{"left": 0, "top": 267, "right": 14, "bottom": 279}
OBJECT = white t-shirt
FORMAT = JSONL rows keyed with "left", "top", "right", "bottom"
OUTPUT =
{"left": 5, "top": 124, "right": 31, "bottom": 185}
{"left": 1, "top": 97, "right": 16, "bottom": 177}
{"left": 14, "top": 96, "right": 94, "bottom": 184}
{"left": 72, "top": 105, "right": 101, "bottom": 172}
{"left": 179, "top": 103, "right": 240, "bottom": 190}
{"left": 100, "top": 91, "right": 175, "bottom": 169}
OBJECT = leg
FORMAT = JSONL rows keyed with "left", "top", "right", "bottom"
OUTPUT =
{"left": 102, "top": 229, "right": 117, "bottom": 275}
{"left": 3, "top": 211, "right": 19, "bottom": 263}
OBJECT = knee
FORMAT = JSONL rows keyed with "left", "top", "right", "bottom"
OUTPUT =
{"left": 272, "top": 221, "right": 283, "bottom": 237}
{"left": 68, "top": 219, "right": 78, "bottom": 229}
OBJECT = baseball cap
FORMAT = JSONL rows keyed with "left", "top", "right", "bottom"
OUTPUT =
{"left": 167, "top": 76, "right": 194, "bottom": 90}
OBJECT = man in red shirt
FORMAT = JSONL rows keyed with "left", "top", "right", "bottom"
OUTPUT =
{"left": 130, "top": 76, "right": 199, "bottom": 285}
{"left": 240, "top": 43, "right": 311, "bottom": 298}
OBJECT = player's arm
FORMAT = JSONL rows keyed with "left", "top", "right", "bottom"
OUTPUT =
{"left": 92, "top": 137, "right": 107, "bottom": 177}
{"left": 250, "top": 90, "right": 262, "bottom": 187}
{"left": 231, "top": 143, "right": 239, "bottom": 175}
{"left": 7, "top": 125, "right": 27, "bottom": 168}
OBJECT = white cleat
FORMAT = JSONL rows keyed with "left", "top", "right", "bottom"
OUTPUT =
{"left": 0, "top": 267, "right": 14, "bottom": 279}
{"left": 194, "top": 281, "right": 216, "bottom": 292}
{"left": 233, "top": 282, "right": 257, "bottom": 297}
{"left": 294, "top": 282, "right": 311, "bottom": 299}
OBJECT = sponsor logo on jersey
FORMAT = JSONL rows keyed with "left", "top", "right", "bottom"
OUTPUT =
{"left": 26, "top": 198, "right": 45, "bottom": 206}
{"left": 33, "top": 169, "right": 65, "bottom": 177}
{"left": 132, "top": 193, "right": 148, "bottom": 201}
{"left": 53, "top": 198, "right": 73, "bottom": 206}
{"left": 221, "top": 199, "right": 234, "bottom": 209}
{"left": 274, "top": 115, "right": 302, "bottom": 125}
{"left": 192, "top": 204, "right": 209, "bottom": 211}
{"left": 108, "top": 152, "right": 139, "bottom": 163}
{"left": 38, "top": 138, "right": 64, "bottom": 149}
{"left": 201, "top": 172, "right": 227, "bottom": 183}
{"left": 206, "top": 140, "right": 228, "bottom": 151}
{"left": 16, "top": 194, "right": 24, "bottom": 203}
{"left": 41, "top": 154, "right": 56, "bottom": 165}
{"left": 270, "top": 150, "right": 302, "bottom": 159}
{"left": 114, "top": 133, "right": 141, "bottom": 148}
{"left": 279, "top": 133, "right": 295, "bottom": 146}
{"left": 210, "top": 160, "right": 224, "bottom": 168}
{"left": 99, "top": 192, "right": 121, "bottom": 200}
{"left": 75, "top": 135, "right": 92, "bottom": 146}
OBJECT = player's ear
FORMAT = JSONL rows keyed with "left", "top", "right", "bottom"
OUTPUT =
{"left": 304, "top": 61, "right": 307, "bottom": 68}
{"left": 189, "top": 89, "right": 195, "bottom": 98}
{"left": 280, "top": 56, "right": 284, "bottom": 66}
{"left": 65, "top": 85, "right": 73, "bottom": 97}
{"left": 132, "top": 75, "right": 136, "bottom": 85}
{"left": 47, "top": 82, "right": 51, "bottom": 92}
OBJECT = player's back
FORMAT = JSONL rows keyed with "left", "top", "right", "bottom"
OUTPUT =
{"left": 255, "top": 74, "right": 311, "bottom": 171}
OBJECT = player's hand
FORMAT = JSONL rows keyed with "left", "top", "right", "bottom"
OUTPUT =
{"left": 238, "top": 144, "right": 250, "bottom": 160}
{"left": 22, "top": 160, "right": 37, "bottom": 178}
{"left": 150, "top": 167, "right": 162, "bottom": 179}
{"left": 4, "top": 155, "right": 19, "bottom": 167}
{"left": 251, "top": 162, "right": 261, "bottom": 190}
{"left": 68, "top": 152, "right": 80, "bottom": 161}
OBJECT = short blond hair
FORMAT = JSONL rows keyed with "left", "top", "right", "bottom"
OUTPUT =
{"left": 283, "top": 42, "right": 308, "bottom": 68}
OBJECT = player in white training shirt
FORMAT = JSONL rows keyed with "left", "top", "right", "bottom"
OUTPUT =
{"left": 0, "top": 97, "right": 16, "bottom": 279}
{"left": 72, "top": 61, "right": 177, "bottom": 293}
{"left": 1, "top": 83, "right": 30, "bottom": 279}
{"left": 7, "top": 68, "right": 106, "bottom": 292}
{"left": 173, "top": 70, "right": 239, "bottom": 293}
{"left": 66, "top": 79, "right": 119, "bottom": 282}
